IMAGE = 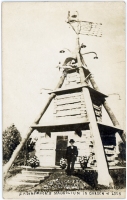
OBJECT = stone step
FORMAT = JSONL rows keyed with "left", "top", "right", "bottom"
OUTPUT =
{"left": 7, "top": 180, "right": 38, "bottom": 187}
{"left": 6, "top": 167, "right": 53, "bottom": 188}
{"left": 21, "top": 166, "right": 60, "bottom": 172}
{"left": 22, "top": 170, "right": 50, "bottom": 176}
{"left": 14, "top": 177, "right": 44, "bottom": 183}
{"left": 21, "top": 174, "right": 49, "bottom": 179}
{"left": 14, "top": 174, "right": 45, "bottom": 181}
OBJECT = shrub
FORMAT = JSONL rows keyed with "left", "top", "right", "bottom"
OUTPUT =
{"left": 60, "top": 158, "right": 67, "bottom": 169}
{"left": 79, "top": 156, "right": 88, "bottom": 169}
{"left": 3, "top": 124, "right": 22, "bottom": 164}
{"left": 27, "top": 155, "right": 40, "bottom": 168}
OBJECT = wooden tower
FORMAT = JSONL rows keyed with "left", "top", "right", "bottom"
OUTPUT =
{"left": 3, "top": 11, "right": 125, "bottom": 187}
{"left": 31, "top": 65, "right": 123, "bottom": 186}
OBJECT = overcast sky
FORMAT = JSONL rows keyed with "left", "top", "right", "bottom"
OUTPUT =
{"left": 2, "top": 2, "right": 125, "bottom": 137}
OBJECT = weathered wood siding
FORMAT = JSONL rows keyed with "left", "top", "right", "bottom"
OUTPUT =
{"left": 38, "top": 133, "right": 56, "bottom": 166}
{"left": 64, "top": 72, "right": 81, "bottom": 87}
{"left": 91, "top": 95, "right": 102, "bottom": 122}
{"left": 104, "top": 145, "right": 118, "bottom": 166}
{"left": 36, "top": 132, "right": 117, "bottom": 167}
{"left": 53, "top": 71, "right": 103, "bottom": 123}
{"left": 53, "top": 92, "right": 88, "bottom": 123}
{"left": 37, "top": 130, "right": 97, "bottom": 168}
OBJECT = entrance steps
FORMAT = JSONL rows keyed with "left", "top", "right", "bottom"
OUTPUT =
{"left": 6, "top": 166, "right": 52, "bottom": 189}
{"left": 21, "top": 166, "right": 64, "bottom": 172}
{"left": 5, "top": 165, "right": 125, "bottom": 190}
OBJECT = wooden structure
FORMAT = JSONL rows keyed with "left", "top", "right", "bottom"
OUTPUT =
{"left": 31, "top": 66, "right": 123, "bottom": 186}
{"left": 3, "top": 12, "right": 125, "bottom": 187}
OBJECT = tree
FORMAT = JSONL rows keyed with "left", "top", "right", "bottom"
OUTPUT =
{"left": 3, "top": 124, "right": 22, "bottom": 164}
{"left": 118, "top": 141, "right": 126, "bottom": 163}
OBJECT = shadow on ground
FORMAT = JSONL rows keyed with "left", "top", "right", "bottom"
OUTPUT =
{"left": 73, "top": 168, "right": 126, "bottom": 189}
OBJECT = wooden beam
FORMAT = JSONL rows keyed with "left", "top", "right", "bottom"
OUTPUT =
{"left": 50, "top": 84, "right": 107, "bottom": 99}
{"left": 76, "top": 37, "right": 113, "bottom": 186}
{"left": 31, "top": 122, "right": 90, "bottom": 132}
{"left": 3, "top": 73, "right": 66, "bottom": 179}
{"left": 75, "top": 129, "right": 82, "bottom": 137}
{"left": 80, "top": 52, "right": 125, "bottom": 143}
{"left": 79, "top": 67, "right": 113, "bottom": 187}
{"left": 46, "top": 132, "right": 51, "bottom": 137}
{"left": 89, "top": 74, "right": 126, "bottom": 144}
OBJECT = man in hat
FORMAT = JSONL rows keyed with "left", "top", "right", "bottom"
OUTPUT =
{"left": 65, "top": 139, "right": 78, "bottom": 175}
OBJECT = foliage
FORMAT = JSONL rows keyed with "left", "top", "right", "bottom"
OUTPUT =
{"left": 3, "top": 124, "right": 22, "bottom": 164}
{"left": 3, "top": 124, "right": 39, "bottom": 167}
{"left": 79, "top": 156, "right": 88, "bottom": 169}
{"left": 30, "top": 172, "right": 92, "bottom": 191}
{"left": 27, "top": 138, "right": 36, "bottom": 152}
{"left": 27, "top": 155, "right": 40, "bottom": 168}
{"left": 118, "top": 142, "right": 126, "bottom": 160}
{"left": 13, "top": 137, "right": 37, "bottom": 167}
{"left": 117, "top": 141, "right": 126, "bottom": 166}
{"left": 60, "top": 158, "right": 67, "bottom": 169}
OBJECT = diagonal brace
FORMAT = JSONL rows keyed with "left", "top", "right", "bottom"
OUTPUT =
{"left": 3, "top": 73, "right": 66, "bottom": 179}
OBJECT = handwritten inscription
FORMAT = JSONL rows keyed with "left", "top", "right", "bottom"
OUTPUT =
{"left": 19, "top": 191, "right": 122, "bottom": 196}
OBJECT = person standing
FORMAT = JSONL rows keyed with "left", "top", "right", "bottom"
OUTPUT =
{"left": 65, "top": 139, "right": 78, "bottom": 175}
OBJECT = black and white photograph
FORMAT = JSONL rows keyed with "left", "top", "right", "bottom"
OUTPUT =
{"left": 2, "top": 2, "right": 126, "bottom": 198}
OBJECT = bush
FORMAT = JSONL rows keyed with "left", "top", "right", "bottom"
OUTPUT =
{"left": 118, "top": 142, "right": 126, "bottom": 166}
{"left": 3, "top": 124, "right": 22, "bottom": 164}
{"left": 27, "top": 155, "right": 40, "bottom": 168}
{"left": 27, "top": 138, "right": 36, "bottom": 152}
{"left": 60, "top": 158, "right": 67, "bottom": 169}
{"left": 79, "top": 156, "right": 88, "bottom": 169}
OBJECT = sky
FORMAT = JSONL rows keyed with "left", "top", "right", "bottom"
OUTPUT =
{"left": 2, "top": 2, "right": 126, "bottom": 138}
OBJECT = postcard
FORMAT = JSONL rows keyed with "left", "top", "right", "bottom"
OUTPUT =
{"left": 2, "top": 2, "right": 126, "bottom": 199}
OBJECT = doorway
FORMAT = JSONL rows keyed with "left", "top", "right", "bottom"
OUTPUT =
{"left": 55, "top": 136, "right": 68, "bottom": 165}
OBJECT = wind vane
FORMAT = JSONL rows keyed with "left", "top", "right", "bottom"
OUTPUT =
{"left": 67, "top": 11, "right": 102, "bottom": 37}
{"left": 58, "top": 11, "right": 102, "bottom": 71}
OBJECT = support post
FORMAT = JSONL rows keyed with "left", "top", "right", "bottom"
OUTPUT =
{"left": 3, "top": 73, "right": 66, "bottom": 179}
{"left": 79, "top": 67, "right": 113, "bottom": 187}
{"left": 89, "top": 74, "right": 125, "bottom": 144}
{"left": 80, "top": 49, "right": 125, "bottom": 143}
